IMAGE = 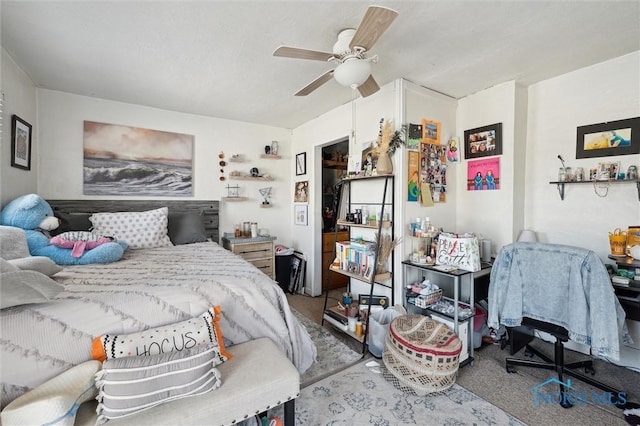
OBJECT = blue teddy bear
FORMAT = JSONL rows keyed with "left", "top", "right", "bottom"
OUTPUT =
{"left": 0, "top": 194, "right": 126, "bottom": 265}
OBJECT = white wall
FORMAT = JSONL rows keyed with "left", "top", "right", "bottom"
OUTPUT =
{"left": 402, "top": 80, "right": 458, "bottom": 246}
{"left": 525, "top": 51, "right": 640, "bottom": 259}
{"left": 36, "top": 89, "right": 294, "bottom": 245}
{"left": 291, "top": 83, "right": 396, "bottom": 297}
{"left": 1, "top": 48, "right": 38, "bottom": 205}
{"left": 456, "top": 81, "right": 519, "bottom": 257}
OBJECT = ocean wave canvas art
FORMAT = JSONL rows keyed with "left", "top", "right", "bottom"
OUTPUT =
{"left": 83, "top": 121, "right": 193, "bottom": 196}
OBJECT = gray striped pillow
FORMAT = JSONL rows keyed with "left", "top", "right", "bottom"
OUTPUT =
{"left": 95, "top": 344, "right": 221, "bottom": 423}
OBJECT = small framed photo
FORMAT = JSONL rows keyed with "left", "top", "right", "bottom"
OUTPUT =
{"left": 576, "top": 117, "right": 640, "bottom": 159}
{"left": 295, "top": 152, "right": 307, "bottom": 176}
{"left": 597, "top": 161, "right": 621, "bottom": 181}
{"left": 294, "top": 204, "right": 308, "bottom": 226}
{"left": 294, "top": 180, "right": 309, "bottom": 203}
{"left": 11, "top": 115, "right": 32, "bottom": 170}
{"left": 364, "top": 265, "right": 374, "bottom": 279}
{"left": 464, "top": 123, "right": 503, "bottom": 159}
{"left": 421, "top": 119, "right": 441, "bottom": 144}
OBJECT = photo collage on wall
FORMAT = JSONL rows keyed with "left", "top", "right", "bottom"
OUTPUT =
{"left": 420, "top": 142, "right": 448, "bottom": 203}
{"left": 405, "top": 119, "right": 448, "bottom": 204}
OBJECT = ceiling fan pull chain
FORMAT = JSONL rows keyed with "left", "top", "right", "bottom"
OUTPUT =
{"left": 351, "top": 88, "right": 357, "bottom": 146}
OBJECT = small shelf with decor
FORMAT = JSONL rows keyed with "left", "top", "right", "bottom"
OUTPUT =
{"left": 222, "top": 196, "right": 249, "bottom": 202}
{"left": 230, "top": 175, "right": 274, "bottom": 181}
{"left": 260, "top": 154, "right": 281, "bottom": 159}
{"left": 549, "top": 179, "right": 639, "bottom": 201}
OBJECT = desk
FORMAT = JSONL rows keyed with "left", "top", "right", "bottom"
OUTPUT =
{"left": 608, "top": 255, "right": 640, "bottom": 321}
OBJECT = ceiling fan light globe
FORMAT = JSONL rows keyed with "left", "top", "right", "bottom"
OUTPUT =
{"left": 334, "top": 59, "right": 371, "bottom": 88}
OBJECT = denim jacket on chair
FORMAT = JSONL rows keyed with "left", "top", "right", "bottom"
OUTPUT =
{"left": 488, "top": 242, "right": 630, "bottom": 361}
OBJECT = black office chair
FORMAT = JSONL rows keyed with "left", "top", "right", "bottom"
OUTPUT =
{"left": 488, "top": 242, "right": 630, "bottom": 409}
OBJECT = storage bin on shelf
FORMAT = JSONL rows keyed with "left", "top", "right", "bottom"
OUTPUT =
{"left": 414, "top": 288, "right": 443, "bottom": 308}
{"left": 383, "top": 314, "right": 462, "bottom": 395}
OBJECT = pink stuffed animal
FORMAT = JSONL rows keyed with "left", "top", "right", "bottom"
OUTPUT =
{"left": 50, "top": 231, "right": 116, "bottom": 258}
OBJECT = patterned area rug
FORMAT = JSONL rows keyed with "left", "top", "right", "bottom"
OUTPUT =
{"left": 293, "top": 308, "right": 363, "bottom": 387}
{"left": 275, "top": 360, "right": 528, "bottom": 425}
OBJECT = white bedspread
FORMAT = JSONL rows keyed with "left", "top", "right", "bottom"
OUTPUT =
{"left": 0, "top": 242, "right": 316, "bottom": 406}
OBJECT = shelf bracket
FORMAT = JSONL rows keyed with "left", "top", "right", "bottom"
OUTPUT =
{"left": 556, "top": 183, "right": 565, "bottom": 200}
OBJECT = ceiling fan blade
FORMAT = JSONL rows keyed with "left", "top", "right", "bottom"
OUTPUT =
{"left": 295, "top": 69, "right": 334, "bottom": 96}
{"left": 358, "top": 75, "right": 380, "bottom": 98}
{"left": 273, "top": 46, "right": 334, "bottom": 61}
{"left": 349, "top": 6, "right": 398, "bottom": 51}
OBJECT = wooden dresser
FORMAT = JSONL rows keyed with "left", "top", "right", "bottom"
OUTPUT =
{"left": 222, "top": 236, "right": 275, "bottom": 279}
{"left": 322, "top": 231, "right": 349, "bottom": 291}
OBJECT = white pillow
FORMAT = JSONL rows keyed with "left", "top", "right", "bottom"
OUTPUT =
{"left": 90, "top": 208, "right": 172, "bottom": 249}
{"left": 0, "top": 268, "right": 65, "bottom": 309}
{"left": 0, "top": 360, "right": 101, "bottom": 426}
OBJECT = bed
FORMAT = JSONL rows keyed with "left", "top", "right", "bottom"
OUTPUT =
{"left": 0, "top": 199, "right": 316, "bottom": 408}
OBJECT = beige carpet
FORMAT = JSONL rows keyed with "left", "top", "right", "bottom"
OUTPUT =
{"left": 288, "top": 290, "right": 639, "bottom": 426}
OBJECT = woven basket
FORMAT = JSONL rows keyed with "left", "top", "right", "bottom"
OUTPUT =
{"left": 382, "top": 314, "right": 462, "bottom": 395}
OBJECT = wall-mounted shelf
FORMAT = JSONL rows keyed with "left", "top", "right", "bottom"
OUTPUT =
{"left": 549, "top": 179, "right": 640, "bottom": 201}
{"left": 230, "top": 175, "right": 274, "bottom": 181}
{"left": 222, "top": 196, "right": 248, "bottom": 202}
{"left": 260, "top": 204, "right": 273, "bottom": 208}
{"left": 260, "top": 154, "right": 281, "bottom": 159}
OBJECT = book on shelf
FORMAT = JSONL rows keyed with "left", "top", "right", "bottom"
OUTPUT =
{"left": 334, "top": 240, "right": 375, "bottom": 279}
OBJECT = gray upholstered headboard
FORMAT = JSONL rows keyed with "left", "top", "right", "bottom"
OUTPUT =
{"left": 46, "top": 200, "right": 220, "bottom": 243}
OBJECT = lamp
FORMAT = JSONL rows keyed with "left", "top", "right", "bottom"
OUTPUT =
{"left": 517, "top": 230, "right": 538, "bottom": 243}
{"left": 333, "top": 58, "right": 371, "bottom": 89}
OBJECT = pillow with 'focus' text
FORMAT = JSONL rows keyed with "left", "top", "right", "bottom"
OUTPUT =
{"left": 91, "top": 306, "right": 230, "bottom": 365}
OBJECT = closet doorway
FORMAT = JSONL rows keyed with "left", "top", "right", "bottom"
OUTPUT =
{"left": 320, "top": 139, "right": 349, "bottom": 292}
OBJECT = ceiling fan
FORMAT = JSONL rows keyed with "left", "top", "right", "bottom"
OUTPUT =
{"left": 273, "top": 5, "right": 398, "bottom": 98}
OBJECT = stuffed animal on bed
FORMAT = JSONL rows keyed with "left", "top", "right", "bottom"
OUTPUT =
{"left": 0, "top": 194, "right": 126, "bottom": 265}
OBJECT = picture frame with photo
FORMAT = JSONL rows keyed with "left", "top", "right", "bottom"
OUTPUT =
{"left": 596, "top": 161, "right": 621, "bottom": 181}
{"left": 295, "top": 152, "right": 307, "bottom": 176}
{"left": 464, "top": 123, "right": 503, "bottom": 159}
{"left": 294, "top": 180, "right": 309, "bottom": 203}
{"left": 294, "top": 204, "right": 308, "bottom": 226}
{"left": 576, "top": 117, "right": 639, "bottom": 159}
{"left": 11, "top": 115, "right": 32, "bottom": 170}
{"left": 421, "top": 119, "right": 441, "bottom": 144}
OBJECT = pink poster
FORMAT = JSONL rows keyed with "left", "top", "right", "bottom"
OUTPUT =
{"left": 467, "top": 158, "right": 500, "bottom": 191}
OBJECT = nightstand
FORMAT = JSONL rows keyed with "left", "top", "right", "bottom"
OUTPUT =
{"left": 222, "top": 235, "right": 276, "bottom": 279}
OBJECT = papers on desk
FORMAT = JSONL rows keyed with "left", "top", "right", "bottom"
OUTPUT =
{"left": 612, "top": 276, "right": 630, "bottom": 286}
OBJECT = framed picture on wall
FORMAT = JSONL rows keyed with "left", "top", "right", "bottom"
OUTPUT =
{"left": 421, "top": 119, "right": 441, "bottom": 144}
{"left": 576, "top": 117, "right": 640, "bottom": 159}
{"left": 294, "top": 205, "right": 308, "bottom": 226}
{"left": 464, "top": 123, "right": 503, "bottom": 159}
{"left": 295, "top": 152, "right": 307, "bottom": 175}
{"left": 11, "top": 115, "right": 32, "bottom": 170}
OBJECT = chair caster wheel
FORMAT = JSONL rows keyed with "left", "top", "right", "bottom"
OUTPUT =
{"left": 506, "top": 365, "right": 515, "bottom": 373}
{"left": 584, "top": 366, "right": 595, "bottom": 375}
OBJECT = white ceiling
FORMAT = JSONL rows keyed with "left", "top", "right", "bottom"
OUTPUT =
{"left": 1, "top": 1, "right": 639, "bottom": 130}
